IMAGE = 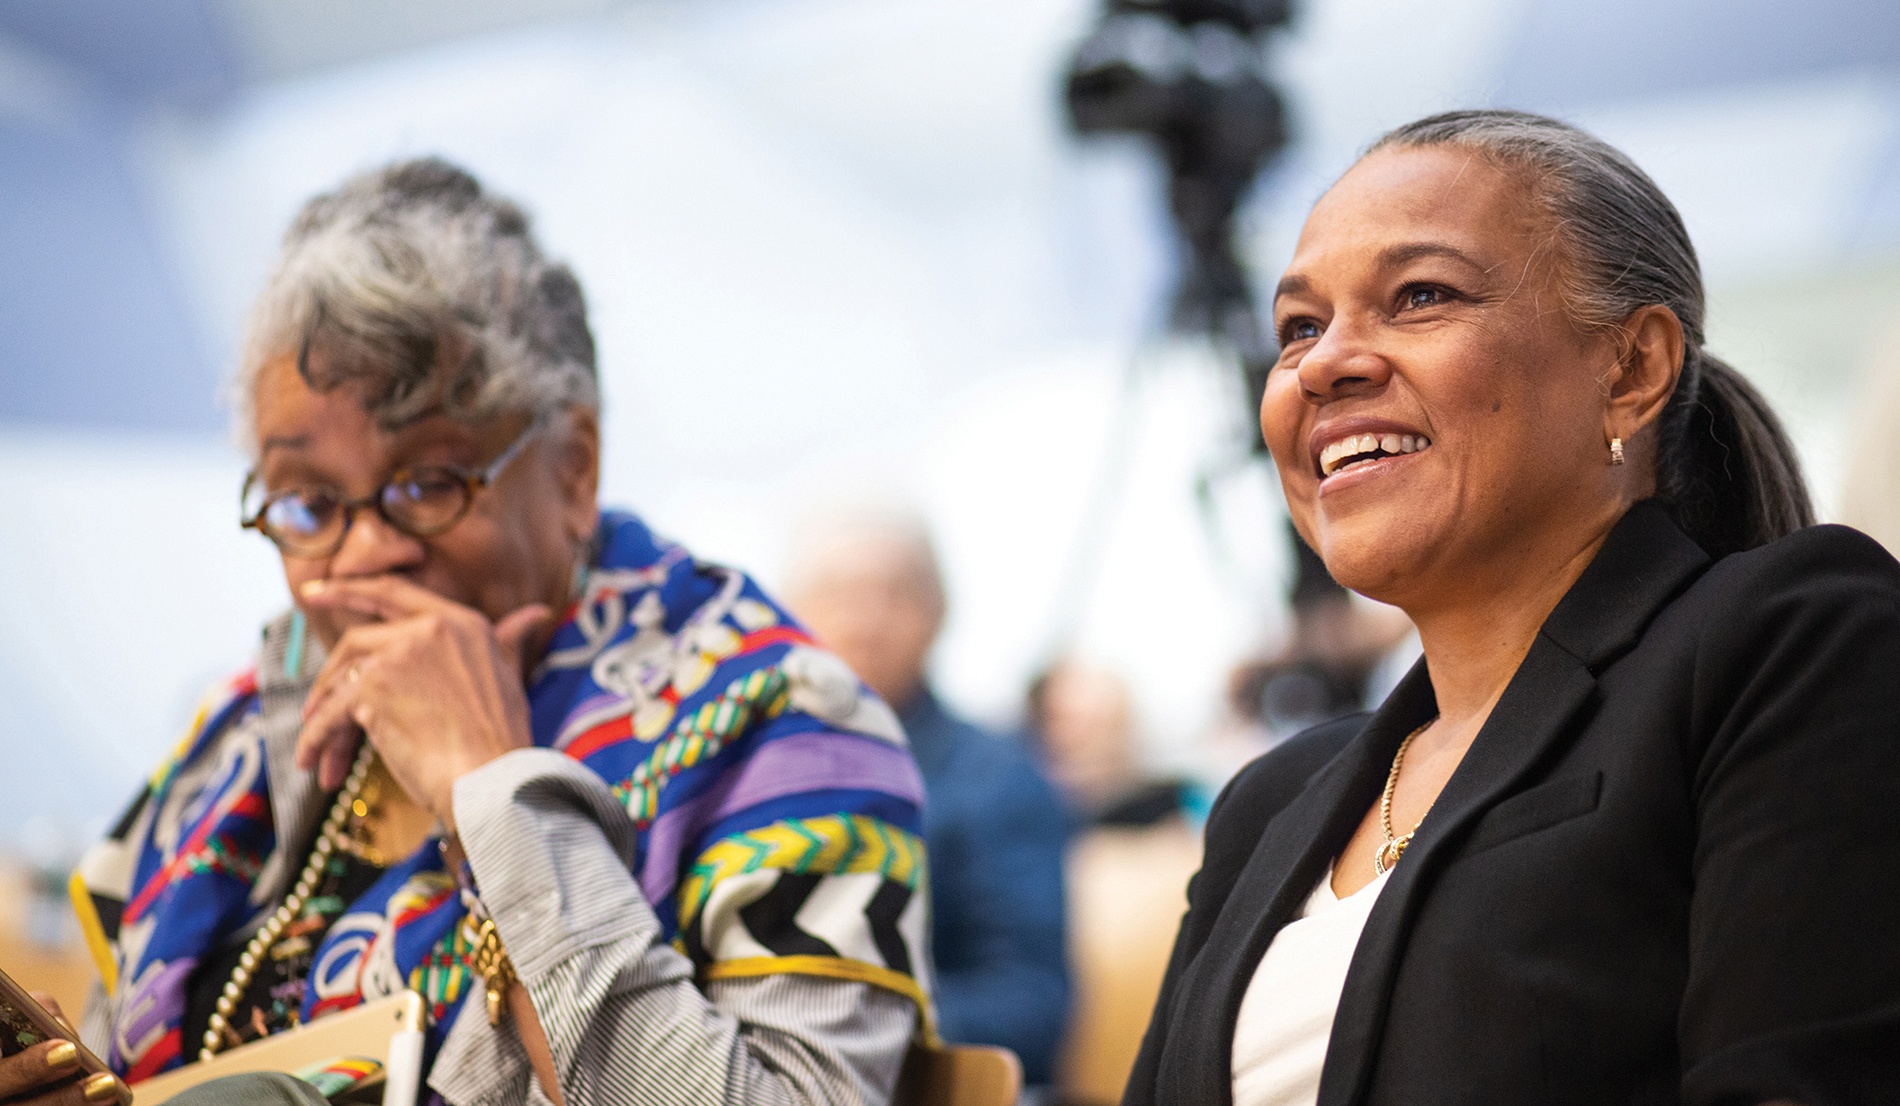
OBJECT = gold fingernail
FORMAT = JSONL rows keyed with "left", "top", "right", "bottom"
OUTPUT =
{"left": 45, "top": 1041, "right": 77, "bottom": 1069}
{"left": 82, "top": 1073, "right": 121, "bottom": 1103}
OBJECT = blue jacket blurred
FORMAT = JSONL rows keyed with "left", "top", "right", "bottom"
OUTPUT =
{"left": 900, "top": 687, "right": 1071, "bottom": 1085}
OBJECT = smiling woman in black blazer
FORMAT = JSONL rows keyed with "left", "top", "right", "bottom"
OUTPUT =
{"left": 1124, "top": 110, "right": 1900, "bottom": 1106}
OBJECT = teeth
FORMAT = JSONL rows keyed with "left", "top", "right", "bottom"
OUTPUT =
{"left": 1318, "top": 432, "right": 1431, "bottom": 476}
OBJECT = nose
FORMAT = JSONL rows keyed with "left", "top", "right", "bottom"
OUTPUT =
{"left": 1295, "top": 314, "right": 1392, "bottom": 405}
{"left": 327, "top": 503, "right": 427, "bottom": 579}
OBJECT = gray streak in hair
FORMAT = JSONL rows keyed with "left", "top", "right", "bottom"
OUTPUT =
{"left": 233, "top": 157, "right": 598, "bottom": 451}
{"left": 1368, "top": 109, "right": 1813, "bottom": 556}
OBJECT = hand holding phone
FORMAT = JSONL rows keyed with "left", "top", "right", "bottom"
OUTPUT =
{"left": 0, "top": 968, "right": 127, "bottom": 1106}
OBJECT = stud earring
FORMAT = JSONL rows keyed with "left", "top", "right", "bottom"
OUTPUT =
{"left": 1609, "top": 437, "right": 1626, "bottom": 466}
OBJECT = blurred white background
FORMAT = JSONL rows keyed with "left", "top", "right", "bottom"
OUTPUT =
{"left": 2, "top": 0, "right": 1897, "bottom": 846}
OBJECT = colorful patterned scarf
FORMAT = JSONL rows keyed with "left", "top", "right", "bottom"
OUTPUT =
{"left": 72, "top": 511, "right": 931, "bottom": 1082}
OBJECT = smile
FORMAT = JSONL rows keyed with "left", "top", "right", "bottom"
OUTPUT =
{"left": 1318, "top": 432, "right": 1432, "bottom": 478}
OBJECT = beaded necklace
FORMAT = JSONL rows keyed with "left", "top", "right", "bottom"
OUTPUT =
{"left": 199, "top": 744, "right": 376, "bottom": 1061}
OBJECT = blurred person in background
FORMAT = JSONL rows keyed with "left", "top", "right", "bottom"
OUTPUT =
{"left": 786, "top": 508, "right": 1070, "bottom": 1089}
{"left": 1024, "top": 658, "right": 1195, "bottom": 829}
{"left": 14, "top": 158, "right": 934, "bottom": 1106}
{"left": 1022, "top": 658, "right": 1202, "bottom": 1106}
{"left": 1207, "top": 526, "right": 1415, "bottom": 782}
{"left": 1126, "top": 110, "right": 1900, "bottom": 1106}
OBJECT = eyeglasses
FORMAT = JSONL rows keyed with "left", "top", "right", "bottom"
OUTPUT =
{"left": 241, "top": 419, "right": 540, "bottom": 558}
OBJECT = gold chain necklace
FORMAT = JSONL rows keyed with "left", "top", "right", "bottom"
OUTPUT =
{"left": 199, "top": 743, "right": 376, "bottom": 1061}
{"left": 1374, "top": 720, "right": 1435, "bottom": 876}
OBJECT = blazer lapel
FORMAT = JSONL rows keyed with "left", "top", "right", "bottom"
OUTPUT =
{"left": 1316, "top": 642, "right": 1596, "bottom": 1105}
{"left": 1162, "top": 669, "right": 1439, "bottom": 1106}
{"left": 1317, "top": 501, "right": 1711, "bottom": 1106}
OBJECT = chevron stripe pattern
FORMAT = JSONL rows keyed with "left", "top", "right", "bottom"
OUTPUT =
{"left": 678, "top": 813, "right": 924, "bottom": 933}
{"left": 613, "top": 666, "right": 792, "bottom": 824}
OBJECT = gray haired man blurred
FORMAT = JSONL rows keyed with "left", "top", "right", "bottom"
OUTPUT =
{"left": 786, "top": 508, "right": 1071, "bottom": 1086}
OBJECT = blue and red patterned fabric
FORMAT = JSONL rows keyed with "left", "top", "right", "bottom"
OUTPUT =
{"left": 73, "top": 511, "right": 931, "bottom": 1082}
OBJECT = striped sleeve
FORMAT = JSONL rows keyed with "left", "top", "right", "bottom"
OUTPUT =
{"left": 432, "top": 748, "right": 916, "bottom": 1106}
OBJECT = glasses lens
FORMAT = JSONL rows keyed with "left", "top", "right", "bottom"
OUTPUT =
{"left": 383, "top": 468, "right": 471, "bottom": 535}
{"left": 261, "top": 491, "right": 342, "bottom": 553}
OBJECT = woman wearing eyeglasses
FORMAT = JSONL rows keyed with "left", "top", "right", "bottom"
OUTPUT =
{"left": 31, "top": 159, "right": 932, "bottom": 1106}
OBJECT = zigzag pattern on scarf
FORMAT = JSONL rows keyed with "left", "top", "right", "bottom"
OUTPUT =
{"left": 613, "top": 666, "right": 792, "bottom": 825}
{"left": 676, "top": 812, "right": 925, "bottom": 934}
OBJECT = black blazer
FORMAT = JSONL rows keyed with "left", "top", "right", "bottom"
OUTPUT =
{"left": 1126, "top": 502, "right": 1900, "bottom": 1106}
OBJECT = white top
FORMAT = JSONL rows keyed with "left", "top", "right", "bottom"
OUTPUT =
{"left": 1230, "top": 865, "right": 1391, "bottom": 1106}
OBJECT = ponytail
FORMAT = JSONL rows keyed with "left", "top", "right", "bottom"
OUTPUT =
{"left": 1656, "top": 352, "right": 1813, "bottom": 558}
{"left": 1371, "top": 110, "right": 1816, "bottom": 558}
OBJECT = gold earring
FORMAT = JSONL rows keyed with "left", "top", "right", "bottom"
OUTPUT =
{"left": 1609, "top": 437, "right": 1625, "bottom": 466}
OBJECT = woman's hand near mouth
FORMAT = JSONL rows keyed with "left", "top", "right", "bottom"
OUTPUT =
{"left": 295, "top": 575, "right": 551, "bottom": 830}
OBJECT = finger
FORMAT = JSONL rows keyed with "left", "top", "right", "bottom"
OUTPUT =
{"left": 300, "top": 575, "right": 463, "bottom": 622}
{"left": 66, "top": 1070, "right": 125, "bottom": 1106}
{"left": 296, "top": 676, "right": 351, "bottom": 768}
{"left": 16, "top": 1073, "right": 126, "bottom": 1106}
{"left": 302, "top": 621, "right": 402, "bottom": 722}
{"left": 0, "top": 1039, "right": 83, "bottom": 1100}
{"left": 296, "top": 680, "right": 366, "bottom": 783}
{"left": 28, "top": 992, "right": 70, "bottom": 1034}
{"left": 494, "top": 604, "right": 553, "bottom": 670}
{"left": 298, "top": 709, "right": 362, "bottom": 787}
{"left": 320, "top": 730, "right": 362, "bottom": 790}
{"left": 297, "top": 618, "right": 414, "bottom": 776}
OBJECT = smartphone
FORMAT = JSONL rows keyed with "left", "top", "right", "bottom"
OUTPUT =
{"left": 0, "top": 966, "right": 128, "bottom": 1104}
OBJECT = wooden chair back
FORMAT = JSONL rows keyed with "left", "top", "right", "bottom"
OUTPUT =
{"left": 1058, "top": 821, "right": 1201, "bottom": 1105}
{"left": 895, "top": 1042, "right": 1022, "bottom": 1106}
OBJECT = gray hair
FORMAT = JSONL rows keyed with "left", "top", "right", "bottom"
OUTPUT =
{"left": 785, "top": 502, "right": 947, "bottom": 613}
{"left": 1369, "top": 110, "right": 1812, "bottom": 556}
{"left": 234, "top": 157, "right": 598, "bottom": 450}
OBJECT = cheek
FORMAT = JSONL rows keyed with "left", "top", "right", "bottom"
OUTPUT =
{"left": 1259, "top": 367, "right": 1303, "bottom": 448}
{"left": 449, "top": 491, "right": 571, "bottom": 608}
{"left": 279, "top": 557, "right": 336, "bottom": 643}
{"left": 1261, "top": 370, "right": 1313, "bottom": 484}
{"left": 281, "top": 556, "right": 322, "bottom": 592}
{"left": 1262, "top": 372, "right": 1327, "bottom": 553}
{"left": 1471, "top": 376, "right": 1594, "bottom": 471}
{"left": 899, "top": 611, "right": 938, "bottom": 654}
{"left": 467, "top": 527, "right": 553, "bottom": 609}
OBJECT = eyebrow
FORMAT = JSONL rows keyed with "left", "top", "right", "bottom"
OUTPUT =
{"left": 1273, "top": 241, "right": 1490, "bottom": 305}
{"left": 1374, "top": 241, "right": 1489, "bottom": 272}
{"left": 259, "top": 434, "right": 309, "bottom": 456}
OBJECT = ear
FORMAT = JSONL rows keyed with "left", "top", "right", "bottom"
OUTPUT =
{"left": 555, "top": 406, "right": 602, "bottom": 544}
{"left": 1603, "top": 304, "right": 1684, "bottom": 443}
